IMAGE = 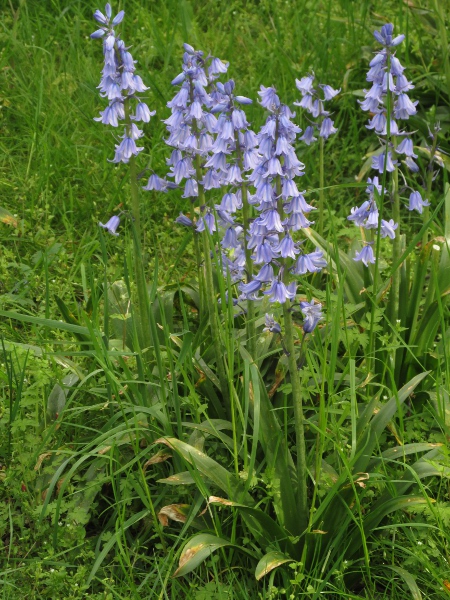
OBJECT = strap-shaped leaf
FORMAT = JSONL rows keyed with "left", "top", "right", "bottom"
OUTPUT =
{"left": 255, "top": 551, "right": 294, "bottom": 581}
{"left": 173, "top": 534, "right": 234, "bottom": 577}
{"left": 156, "top": 437, "right": 254, "bottom": 506}
{"left": 208, "top": 496, "right": 296, "bottom": 556}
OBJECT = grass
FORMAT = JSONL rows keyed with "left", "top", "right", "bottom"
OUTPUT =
{"left": 1, "top": 0, "right": 450, "bottom": 598}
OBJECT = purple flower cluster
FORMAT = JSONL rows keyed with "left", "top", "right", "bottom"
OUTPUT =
{"left": 155, "top": 44, "right": 229, "bottom": 221}
{"left": 349, "top": 23, "right": 427, "bottom": 265}
{"left": 294, "top": 73, "right": 340, "bottom": 145}
{"left": 91, "top": 4, "right": 155, "bottom": 165}
{"left": 237, "top": 85, "right": 326, "bottom": 310}
{"left": 206, "top": 80, "right": 260, "bottom": 282}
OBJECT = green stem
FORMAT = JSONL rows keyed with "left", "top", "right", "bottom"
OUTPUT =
{"left": 273, "top": 136, "right": 308, "bottom": 535}
{"left": 423, "top": 130, "right": 438, "bottom": 247}
{"left": 319, "top": 136, "right": 325, "bottom": 237}
{"left": 234, "top": 128, "right": 256, "bottom": 357}
{"left": 193, "top": 233, "right": 206, "bottom": 317}
{"left": 282, "top": 304, "right": 309, "bottom": 536}
{"left": 194, "top": 153, "right": 230, "bottom": 407}
{"left": 389, "top": 140, "right": 400, "bottom": 326}
{"left": 201, "top": 229, "right": 230, "bottom": 406}
{"left": 124, "top": 100, "right": 151, "bottom": 352}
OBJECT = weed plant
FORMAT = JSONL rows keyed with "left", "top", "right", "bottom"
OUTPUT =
{"left": 0, "top": 1, "right": 450, "bottom": 599}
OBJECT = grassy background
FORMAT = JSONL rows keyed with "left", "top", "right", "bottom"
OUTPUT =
{"left": 1, "top": 0, "right": 450, "bottom": 598}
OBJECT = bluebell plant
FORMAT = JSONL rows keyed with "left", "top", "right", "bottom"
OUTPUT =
{"left": 238, "top": 85, "right": 326, "bottom": 314}
{"left": 347, "top": 22, "right": 444, "bottom": 375}
{"left": 295, "top": 73, "right": 340, "bottom": 145}
{"left": 158, "top": 43, "right": 232, "bottom": 401}
{"left": 160, "top": 44, "right": 228, "bottom": 225}
{"left": 348, "top": 23, "right": 424, "bottom": 272}
{"left": 91, "top": 3, "right": 155, "bottom": 349}
{"left": 91, "top": 3, "right": 155, "bottom": 235}
{"left": 234, "top": 84, "right": 325, "bottom": 534}
{"left": 208, "top": 79, "right": 259, "bottom": 354}
{"left": 294, "top": 73, "right": 340, "bottom": 234}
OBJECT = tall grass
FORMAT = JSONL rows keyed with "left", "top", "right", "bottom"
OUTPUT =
{"left": 0, "top": 1, "right": 449, "bottom": 599}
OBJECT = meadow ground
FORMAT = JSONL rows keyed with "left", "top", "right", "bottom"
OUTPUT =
{"left": 1, "top": 0, "right": 450, "bottom": 598}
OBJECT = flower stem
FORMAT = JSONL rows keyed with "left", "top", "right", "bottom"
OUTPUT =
{"left": 194, "top": 155, "right": 230, "bottom": 407}
{"left": 282, "top": 303, "right": 309, "bottom": 536}
{"left": 389, "top": 141, "right": 400, "bottom": 325}
{"left": 423, "top": 129, "right": 438, "bottom": 247}
{"left": 234, "top": 129, "right": 256, "bottom": 357}
{"left": 319, "top": 136, "right": 325, "bottom": 237}
{"left": 124, "top": 100, "right": 151, "bottom": 351}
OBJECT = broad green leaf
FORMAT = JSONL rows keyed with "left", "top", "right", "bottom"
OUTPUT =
{"left": 379, "top": 442, "right": 443, "bottom": 461}
{"left": 244, "top": 359, "right": 299, "bottom": 537}
{"left": 208, "top": 496, "right": 296, "bottom": 556}
{"left": 47, "top": 373, "right": 79, "bottom": 420}
{"left": 363, "top": 495, "right": 431, "bottom": 532}
{"left": 173, "top": 534, "right": 233, "bottom": 577}
{"left": 155, "top": 437, "right": 254, "bottom": 505}
{"left": 172, "top": 331, "right": 194, "bottom": 371}
{"left": 346, "top": 496, "right": 430, "bottom": 560}
{"left": 255, "top": 551, "right": 293, "bottom": 581}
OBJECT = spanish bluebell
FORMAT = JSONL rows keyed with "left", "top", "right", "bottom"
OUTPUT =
{"left": 294, "top": 73, "right": 340, "bottom": 145}
{"left": 237, "top": 84, "right": 326, "bottom": 315}
{"left": 263, "top": 313, "right": 282, "bottom": 334}
{"left": 99, "top": 215, "right": 120, "bottom": 235}
{"left": 91, "top": 4, "right": 155, "bottom": 164}
{"left": 353, "top": 242, "right": 376, "bottom": 267}
{"left": 300, "top": 299, "right": 323, "bottom": 333}
{"left": 408, "top": 190, "right": 430, "bottom": 214}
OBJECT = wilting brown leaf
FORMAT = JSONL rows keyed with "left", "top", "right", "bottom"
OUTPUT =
{"left": 0, "top": 207, "right": 18, "bottom": 227}
{"left": 208, "top": 496, "right": 234, "bottom": 506}
{"left": 158, "top": 504, "right": 190, "bottom": 527}
{"left": 143, "top": 451, "right": 172, "bottom": 470}
{"left": 34, "top": 452, "right": 52, "bottom": 470}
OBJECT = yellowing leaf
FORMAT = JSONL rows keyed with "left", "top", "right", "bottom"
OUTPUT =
{"left": 255, "top": 552, "right": 293, "bottom": 581}
{"left": 158, "top": 504, "right": 190, "bottom": 526}
{"left": 0, "top": 206, "right": 18, "bottom": 227}
{"left": 173, "top": 534, "right": 233, "bottom": 577}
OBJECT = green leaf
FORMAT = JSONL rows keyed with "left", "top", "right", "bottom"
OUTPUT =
{"left": 379, "top": 442, "right": 443, "bottom": 461}
{"left": 156, "top": 437, "right": 254, "bottom": 505}
{"left": 47, "top": 373, "right": 79, "bottom": 420}
{"left": 255, "top": 552, "right": 293, "bottom": 581}
{"left": 173, "top": 534, "right": 234, "bottom": 577}
{"left": 208, "top": 496, "right": 296, "bottom": 556}
{"left": 345, "top": 496, "right": 431, "bottom": 561}
{"left": 243, "top": 359, "right": 299, "bottom": 538}
{"left": 0, "top": 310, "right": 91, "bottom": 336}
{"left": 387, "top": 566, "right": 422, "bottom": 600}
{"left": 354, "top": 372, "right": 429, "bottom": 474}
